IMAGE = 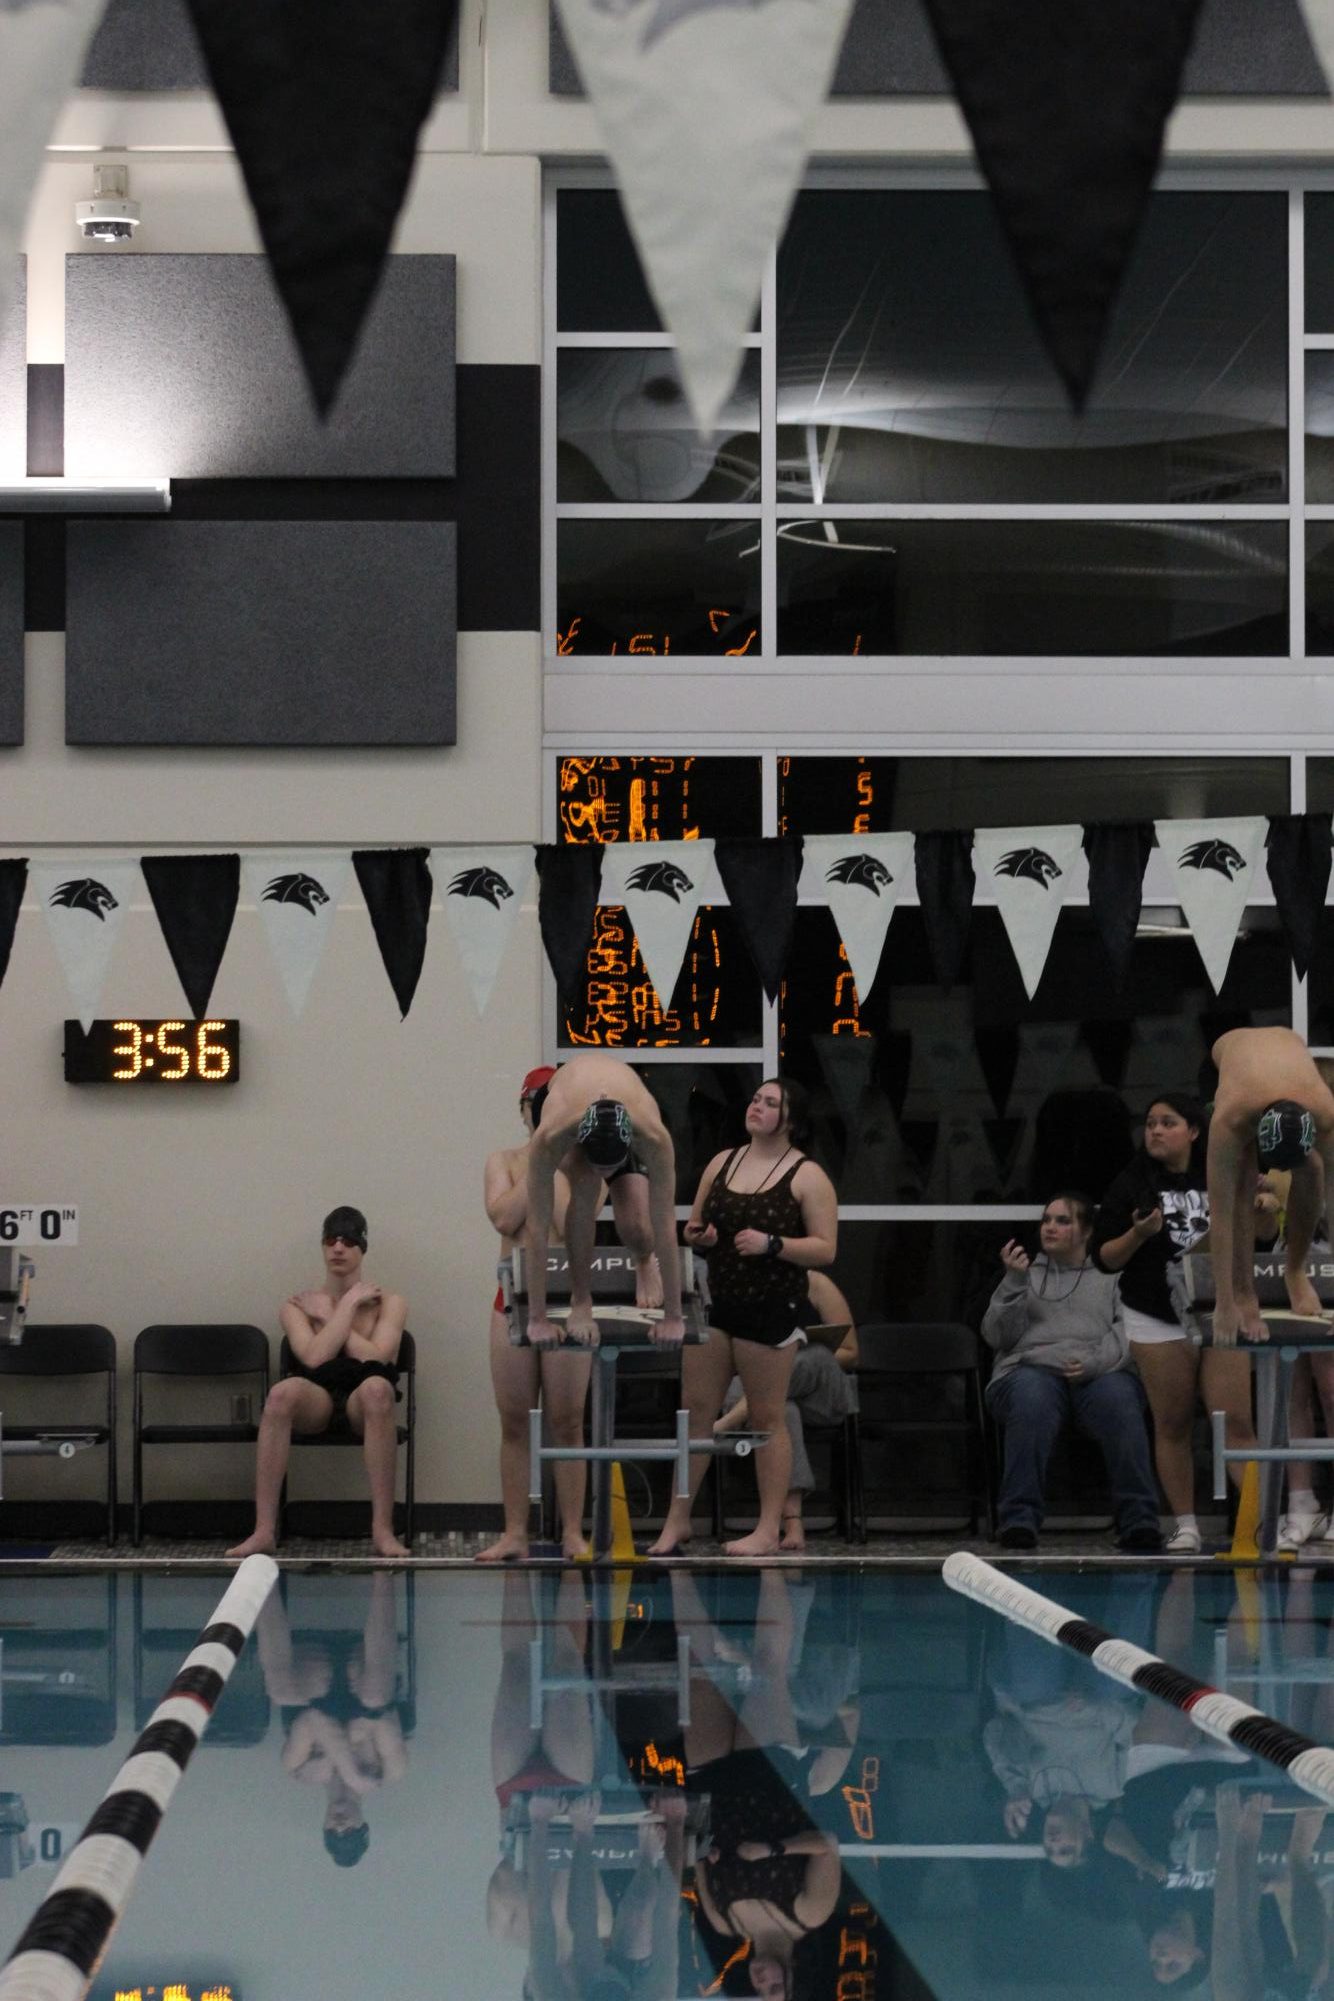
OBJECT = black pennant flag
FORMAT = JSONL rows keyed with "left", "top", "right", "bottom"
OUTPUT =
{"left": 1266, "top": 813, "right": 1333, "bottom": 979}
{"left": 184, "top": 0, "right": 460, "bottom": 415}
{"left": 920, "top": 0, "right": 1204, "bottom": 406}
{"left": 352, "top": 847, "right": 433, "bottom": 1019}
{"left": 0, "top": 858, "right": 27, "bottom": 994}
{"left": 715, "top": 838, "right": 803, "bottom": 1003}
{"left": 141, "top": 854, "right": 240, "bottom": 1019}
{"left": 535, "top": 844, "right": 604, "bottom": 1007}
{"left": 914, "top": 830, "right": 975, "bottom": 989}
{"left": 1083, "top": 822, "right": 1155, "bottom": 989}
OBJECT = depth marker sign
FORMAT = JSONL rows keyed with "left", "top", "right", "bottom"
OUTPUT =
{"left": 0, "top": 1206, "right": 78, "bottom": 1245}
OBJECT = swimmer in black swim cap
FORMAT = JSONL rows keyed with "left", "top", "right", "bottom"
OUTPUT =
{"left": 1256, "top": 1099, "right": 1318, "bottom": 1172}
{"left": 575, "top": 1097, "right": 634, "bottom": 1173}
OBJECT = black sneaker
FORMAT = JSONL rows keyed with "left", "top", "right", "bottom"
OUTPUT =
{"left": 1116, "top": 1525, "right": 1164, "bottom": 1554}
{"left": 998, "top": 1525, "right": 1038, "bottom": 1551}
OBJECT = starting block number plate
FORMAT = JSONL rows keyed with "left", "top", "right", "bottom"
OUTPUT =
{"left": 0, "top": 1206, "right": 78, "bottom": 1245}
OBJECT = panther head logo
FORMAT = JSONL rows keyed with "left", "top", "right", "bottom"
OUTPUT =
{"left": 448, "top": 866, "right": 514, "bottom": 910}
{"left": 625, "top": 860, "right": 695, "bottom": 902}
{"left": 825, "top": 854, "right": 893, "bottom": 896}
{"left": 995, "top": 848, "right": 1062, "bottom": 889}
{"left": 48, "top": 877, "right": 118, "bottom": 921}
{"left": 1179, "top": 839, "right": 1247, "bottom": 881}
{"left": 591, "top": 0, "right": 792, "bottom": 52}
{"left": 263, "top": 872, "right": 330, "bottom": 915}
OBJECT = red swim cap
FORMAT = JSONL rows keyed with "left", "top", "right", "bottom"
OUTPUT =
{"left": 520, "top": 1065, "right": 557, "bottom": 1100}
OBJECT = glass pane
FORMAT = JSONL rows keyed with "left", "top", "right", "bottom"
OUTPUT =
{"left": 1304, "top": 757, "right": 1334, "bottom": 816}
{"left": 777, "top": 518, "right": 1289, "bottom": 655}
{"left": 1306, "top": 524, "right": 1334, "bottom": 653}
{"left": 1302, "top": 919, "right": 1334, "bottom": 1045}
{"left": 1306, "top": 351, "right": 1334, "bottom": 500}
{"left": 625, "top": 1062, "right": 764, "bottom": 1200}
{"left": 777, "top": 190, "right": 1287, "bottom": 503}
{"left": 556, "top": 188, "right": 661, "bottom": 333}
{"left": 779, "top": 906, "right": 1290, "bottom": 1202}
{"left": 557, "top": 350, "right": 760, "bottom": 503}
{"left": 559, "top": 904, "right": 763, "bottom": 1049}
{"left": 558, "top": 520, "right": 761, "bottom": 656}
{"left": 558, "top": 755, "right": 762, "bottom": 841}
{"left": 1307, "top": 193, "right": 1334, "bottom": 332}
{"left": 778, "top": 755, "right": 1291, "bottom": 834}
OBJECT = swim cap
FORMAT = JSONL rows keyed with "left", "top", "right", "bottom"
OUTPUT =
{"left": 576, "top": 1097, "right": 633, "bottom": 1171}
{"left": 324, "top": 1822, "right": 370, "bottom": 1868}
{"left": 1256, "top": 1100, "right": 1316, "bottom": 1170}
{"left": 321, "top": 1205, "right": 367, "bottom": 1251}
{"left": 520, "top": 1065, "right": 557, "bottom": 1100}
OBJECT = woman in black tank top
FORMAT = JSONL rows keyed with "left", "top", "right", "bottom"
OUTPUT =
{"left": 646, "top": 1079, "right": 839, "bottom": 1559}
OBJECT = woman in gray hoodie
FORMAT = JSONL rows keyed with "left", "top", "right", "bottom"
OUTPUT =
{"left": 982, "top": 1190, "right": 1161, "bottom": 1554}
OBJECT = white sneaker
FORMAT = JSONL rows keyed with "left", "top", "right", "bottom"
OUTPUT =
{"left": 1276, "top": 1510, "right": 1331, "bottom": 1553}
{"left": 1164, "top": 1524, "right": 1203, "bottom": 1554}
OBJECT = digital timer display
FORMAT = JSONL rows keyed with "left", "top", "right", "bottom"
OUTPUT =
{"left": 63, "top": 1020, "right": 240, "bottom": 1086}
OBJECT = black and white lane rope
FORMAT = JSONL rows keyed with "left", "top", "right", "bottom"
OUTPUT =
{"left": 943, "top": 1551, "right": 1334, "bottom": 1806}
{"left": 0, "top": 1554, "right": 278, "bottom": 2001}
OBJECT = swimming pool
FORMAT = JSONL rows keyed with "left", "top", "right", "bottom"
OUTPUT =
{"left": 1, "top": 1563, "right": 1331, "bottom": 1999}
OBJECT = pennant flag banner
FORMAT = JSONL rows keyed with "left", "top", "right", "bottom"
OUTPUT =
{"left": 1084, "top": 822, "right": 1155, "bottom": 988}
{"left": 921, "top": 0, "right": 1204, "bottom": 407}
{"left": 352, "top": 847, "right": 432, "bottom": 1019}
{"left": 0, "top": 855, "right": 26, "bottom": 994}
{"left": 1267, "top": 812, "right": 1334, "bottom": 980}
{"left": 31, "top": 858, "right": 141, "bottom": 1030}
{"left": 715, "top": 837, "right": 803, "bottom": 1002}
{"left": 975, "top": 824, "right": 1085, "bottom": 1001}
{"left": 242, "top": 852, "right": 348, "bottom": 1019}
{"left": 598, "top": 838, "right": 715, "bottom": 1013}
{"left": 800, "top": 832, "right": 914, "bottom": 1006}
{"left": 536, "top": 843, "right": 604, "bottom": 1005}
{"left": 435, "top": 844, "right": 535, "bottom": 1019}
{"left": 0, "top": 0, "right": 108, "bottom": 337}
{"left": 1157, "top": 817, "right": 1267, "bottom": 995}
{"left": 140, "top": 854, "right": 240, "bottom": 1020}
{"left": 1299, "top": 1, "right": 1334, "bottom": 98}
{"left": 915, "top": 829, "right": 976, "bottom": 989}
{"left": 553, "top": 0, "right": 856, "bottom": 435}
{"left": 184, "top": 0, "right": 459, "bottom": 415}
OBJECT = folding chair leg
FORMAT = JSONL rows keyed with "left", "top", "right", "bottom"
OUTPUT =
{"left": 711, "top": 1456, "right": 725, "bottom": 1540}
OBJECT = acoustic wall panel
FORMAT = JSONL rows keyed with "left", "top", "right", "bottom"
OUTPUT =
{"left": 0, "top": 261, "right": 25, "bottom": 483}
{"left": 0, "top": 526, "right": 22, "bottom": 745}
{"left": 82, "top": 0, "right": 460, "bottom": 91}
{"left": 550, "top": 0, "right": 1326, "bottom": 96}
{"left": 66, "top": 255, "right": 456, "bottom": 480}
{"left": 66, "top": 520, "right": 456, "bottom": 747}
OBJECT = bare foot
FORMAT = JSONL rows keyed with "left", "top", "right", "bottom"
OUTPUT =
{"left": 635, "top": 1254, "right": 664, "bottom": 1311}
{"left": 476, "top": 1532, "right": 530, "bottom": 1563}
{"left": 779, "top": 1515, "right": 806, "bottom": 1552}
{"left": 372, "top": 1530, "right": 411, "bottom": 1559}
{"left": 562, "top": 1535, "right": 592, "bottom": 1562}
{"left": 226, "top": 1530, "right": 277, "bottom": 1559}
{"left": 646, "top": 1526, "right": 693, "bottom": 1556}
{"left": 724, "top": 1529, "right": 782, "bottom": 1558}
{"left": 1287, "top": 1274, "right": 1327, "bottom": 1320}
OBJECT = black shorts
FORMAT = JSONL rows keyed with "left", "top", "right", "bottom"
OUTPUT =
{"left": 709, "top": 1297, "right": 806, "bottom": 1350}
{"left": 606, "top": 1150, "right": 648, "bottom": 1186}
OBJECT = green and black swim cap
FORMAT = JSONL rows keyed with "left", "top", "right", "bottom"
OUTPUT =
{"left": 576, "top": 1097, "right": 633, "bottom": 1172}
{"left": 1256, "top": 1100, "right": 1317, "bottom": 1170}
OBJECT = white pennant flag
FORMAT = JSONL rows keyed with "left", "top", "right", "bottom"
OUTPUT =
{"left": 598, "top": 838, "right": 715, "bottom": 1010}
{"left": 243, "top": 853, "right": 348, "bottom": 1018}
{"left": 32, "top": 857, "right": 139, "bottom": 1029}
{"left": 975, "top": 825, "right": 1086, "bottom": 1001}
{"left": 1157, "top": 816, "right": 1266, "bottom": 995}
{"left": 800, "top": 832, "right": 914, "bottom": 1005}
{"left": 0, "top": 0, "right": 108, "bottom": 333}
{"left": 435, "top": 845, "right": 535, "bottom": 1018}
{"left": 1301, "top": 1, "right": 1334, "bottom": 100}
{"left": 553, "top": 0, "right": 856, "bottom": 434}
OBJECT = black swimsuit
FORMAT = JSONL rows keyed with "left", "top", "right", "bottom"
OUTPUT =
{"left": 702, "top": 1146, "right": 810, "bottom": 1348}
{"left": 288, "top": 1351, "right": 401, "bottom": 1431}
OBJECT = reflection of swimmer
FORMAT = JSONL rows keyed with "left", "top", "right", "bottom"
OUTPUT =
{"left": 256, "top": 1573, "right": 407, "bottom": 1867}
{"left": 527, "top": 1787, "right": 688, "bottom": 2001}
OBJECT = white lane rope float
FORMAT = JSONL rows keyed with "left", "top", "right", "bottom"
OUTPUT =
{"left": 943, "top": 1551, "right": 1334, "bottom": 1808}
{"left": 0, "top": 1554, "right": 278, "bottom": 2001}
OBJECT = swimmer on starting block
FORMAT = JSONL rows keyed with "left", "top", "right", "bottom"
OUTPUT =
{"left": 525, "top": 1052, "right": 685, "bottom": 1349}
{"left": 1207, "top": 1027, "right": 1334, "bottom": 1345}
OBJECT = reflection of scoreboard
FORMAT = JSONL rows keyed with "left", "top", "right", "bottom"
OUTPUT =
{"left": 93, "top": 1979, "right": 240, "bottom": 2001}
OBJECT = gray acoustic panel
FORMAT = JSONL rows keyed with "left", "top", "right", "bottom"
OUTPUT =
{"left": 66, "top": 521, "right": 456, "bottom": 747}
{"left": 0, "top": 262, "right": 25, "bottom": 483}
{"left": 65, "top": 254, "right": 455, "bottom": 480}
{"left": 0, "top": 526, "right": 22, "bottom": 746}
{"left": 82, "top": 0, "right": 459, "bottom": 91}
{"left": 551, "top": 0, "right": 1327, "bottom": 96}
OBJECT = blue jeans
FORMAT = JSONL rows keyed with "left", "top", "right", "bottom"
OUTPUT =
{"left": 986, "top": 1365, "right": 1160, "bottom": 1537}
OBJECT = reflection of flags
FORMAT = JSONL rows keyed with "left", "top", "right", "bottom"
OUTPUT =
{"left": 0, "top": 855, "right": 26, "bottom": 994}
{"left": 921, "top": 0, "right": 1203, "bottom": 406}
{"left": 243, "top": 853, "right": 348, "bottom": 1019}
{"left": 1158, "top": 817, "right": 1265, "bottom": 995}
{"left": 800, "top": 832, "right": 913, "bottom": 1006}
{"left": 435, "top": 844, "right": 535, "bottom": 1018}
{"left": 352, "top": 848, "right": 433, "bottom": 1019}
{"left": 975, "top": 825, "right": 1084, "bottom": 1002}
{"left": 553, "top": 0, "right": 855, "bottom": 433}
{"left": 141, "top": 854, "right": 241, "bottom": 1019}
{"left": 598, "top": 839, "right": 715, "bottom": 1013}
{"left": 32, "top": 859, "right": 141, "bottom": 1030}
{"left": 0, "top": 1, "right": 107, "bottom": 339}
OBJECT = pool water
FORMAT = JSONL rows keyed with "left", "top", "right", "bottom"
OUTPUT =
{"left": 2, "top": 1563, "right": 1333, "bottom": 1999}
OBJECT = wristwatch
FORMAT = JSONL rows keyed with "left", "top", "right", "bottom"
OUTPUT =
{"left": 767, "top": 1233, "right": 783, "bottom": 1259}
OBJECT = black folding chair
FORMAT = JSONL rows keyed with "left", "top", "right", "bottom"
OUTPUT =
{"left": 0, "top": 1324, "right": 117, "bottom": 1545}
{"left": 132, "top": 1324, "right": 269, "bottom": 1545}
{"left": 853, "top": 1322, "right": 994, "bottom": 1541}
{"left": 278, "top": 1330, "right": 417, "bottom": 1546}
